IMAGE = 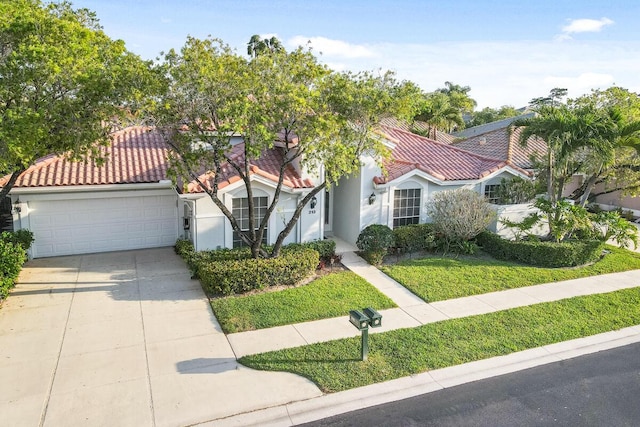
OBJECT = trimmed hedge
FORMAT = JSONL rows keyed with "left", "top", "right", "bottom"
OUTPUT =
{"left": 357, "top": 224, "right": 394, "bottom": 265}
{"left": 174, "top": 239, "right": 323, "bottom": 296}
{"left": 198, "top": 247, "right": 319, "bottom": 296}
{"left": 392, "top": 224, "right": 436, "bottom": 254}
{"left": 477, "top": 231, "right": 605, "bottom": 268}
{"left": 285, "top": 239, "right": 336, "bottom": 262}
{"left": 0, "top": 230, "right": 33, "bottom": 300}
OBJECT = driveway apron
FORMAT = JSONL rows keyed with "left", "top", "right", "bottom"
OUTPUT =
{"left": 0, "top": 247, "right": 321, "bottom": 427}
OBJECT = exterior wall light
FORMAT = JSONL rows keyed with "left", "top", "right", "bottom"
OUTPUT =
{"left": 368, "top": 193, "right": 376, "bottom": 205}
{"left": 13, "top": 199, "right": 21, "bottom": 214}
{"left": 310, "top": 196, "right": 317, "bottom": 209}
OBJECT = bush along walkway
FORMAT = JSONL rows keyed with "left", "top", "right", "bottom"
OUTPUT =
{"left": 227, "top": 251, "right": 640, "bottom": 358}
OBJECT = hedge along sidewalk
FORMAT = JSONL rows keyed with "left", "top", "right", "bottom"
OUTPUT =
{"left": 225, "top": 262, "right": 640, "bottom": 358}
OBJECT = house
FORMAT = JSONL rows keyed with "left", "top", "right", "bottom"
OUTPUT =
{"left": 2, "top": 123, "right": 531, "bottom": 258}
{"left": 328, "top": 124, "right": 532, "bottom": 245}
{"left": 1, "top": 126, "right": 323, "bottom": 258}
{"left": 450, "top": 113, "right": 545, "bottom": 172}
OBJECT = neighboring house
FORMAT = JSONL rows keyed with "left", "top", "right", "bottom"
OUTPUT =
{"left": 450, "top": 113, "right": 545, "bottom": 171}
{"left": 1, "top": 126, "right": 323, "bottom": 258}
{"left": 2, "top": 122, "right": 533, "bottom": 258}
{"left": 328, "top": 124, "right": 532, "bottom": 245}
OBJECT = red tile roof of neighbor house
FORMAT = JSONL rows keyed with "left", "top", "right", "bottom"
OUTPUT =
{"left": 379, "top": 117, "right": 457, "bottom": 144}
{"left": 374, "top": 125, "right": 530, "bottom": 184}
{"left": 450, "top": 116, "right": 547, "bottom": 170}
{"left": 1, "top": 126, "right": 313, "bottom": 191}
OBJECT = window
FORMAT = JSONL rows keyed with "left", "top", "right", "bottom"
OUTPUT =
{"left": 393, "top": 188, "right": 421, "bottom": 228}
{"left": 232, "top": 196, "right": 268, "bottom": 248}
{"left": 484, "top": 184, "right": 500, "bottom": 204}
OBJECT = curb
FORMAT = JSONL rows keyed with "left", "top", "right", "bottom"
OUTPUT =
{"left": 201, "top": 325, "right": 640, "bottom": 426}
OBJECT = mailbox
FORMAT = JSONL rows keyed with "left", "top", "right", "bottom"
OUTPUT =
{"left": 349, "top": 310, "right": 370, "bottom": 331}
{"left": 363, "top": 307, "right": 382, "bottom": 328}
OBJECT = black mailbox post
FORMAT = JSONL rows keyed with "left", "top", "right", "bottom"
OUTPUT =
{"left": 348, "top": 307, "right": 383, "bottom": 361}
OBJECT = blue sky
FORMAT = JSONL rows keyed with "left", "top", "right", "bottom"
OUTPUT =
{"left": 70, "top": 0, "right": 640, "bottom": 109}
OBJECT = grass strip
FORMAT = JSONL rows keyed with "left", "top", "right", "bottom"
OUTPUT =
{"left": 381, "top": 246, "right": 640, "bottom": 302}
{"left": 240, "top": 287, "right": 640, "bottom": 392}
{"left": 211, "top": 271, "right": 396, "bottom": 333}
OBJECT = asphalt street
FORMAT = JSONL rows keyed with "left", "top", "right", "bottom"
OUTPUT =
{"left": 300, "top": 341, "right": 640, "bottom": 427}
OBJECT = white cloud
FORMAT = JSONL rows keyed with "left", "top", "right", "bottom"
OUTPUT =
{"left": 544, "top": 72, "right": 615, "bottom": 93}
{"left": 301, "top": 40, "right": 640, "bottom": 109}
{"left": 562, "top": 17, "right": 614, "bottom": 34}
{"left": 258, "top": 33, "right": 279, "bottom": 40}
{"left": 287, "top": 36, "right": 376, "bottom": 58}
{"left": 160, "top": 17, "right": 172, "bottom": 24}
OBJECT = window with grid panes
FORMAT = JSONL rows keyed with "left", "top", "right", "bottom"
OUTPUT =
{"left": 393, "top": 188, "right": 421, "bottom": 228}
{"left": 484, "top": 184, "right": 500, "bottom": 204}
{"left": 232, "top": 196, "right": 268, "bottom": 248}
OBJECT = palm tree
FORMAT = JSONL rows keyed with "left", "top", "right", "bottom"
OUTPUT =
{"left": 513, "top": 103, "right": 613, "bottom": 204}
{"left": 414, "top": 92, "right": 464, "bottom": 137}
{"left": 436, "top": 81, "right": 477, "bottom": 115}
{"left": 573, "top": 108, "right": 640, "bottom": 205}
{"left": 247, "top": 35, "right": 284, "bottom": 58}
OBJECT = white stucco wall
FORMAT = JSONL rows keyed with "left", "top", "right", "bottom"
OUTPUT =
{"left": 489, "top": 203, "right": 547, "bottom": 240}
{"left": 183, "top": 181, "right": 322, "bottom": 251}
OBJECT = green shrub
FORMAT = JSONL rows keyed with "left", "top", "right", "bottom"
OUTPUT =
{"left": 477, "top": 231, "right": 604, "bottom": 268}
{"left": 495, "top": 177, "right": 537, "bottom": 205}
{"left": 198, "top": 247, "right": 319, "bottom": 296}
{"left": 0, "top": 240, "right": 27, "bottom": 300}
{"left": 297, "top": 239, "right": 336, "bottom": 261}
{"left": 1, "top": 229, "right": 34, "bottom": 251}
{"left": 426, "top": 189, "right": 495, "bottom": 253}
{"left": 174, "top": 238, "right": 195, "bottom": 257}
{"left": 393, "top": 223, "right": 436, "bottom": 254}
{"left": 356, "top": 224, "right": 394, "bottom": 265}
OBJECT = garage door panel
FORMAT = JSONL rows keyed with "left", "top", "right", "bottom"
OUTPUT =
{"left": 28, "top": 193, "right": 178, "bottom": 257}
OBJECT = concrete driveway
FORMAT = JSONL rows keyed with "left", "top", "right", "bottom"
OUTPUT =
{"left": 0, "top": 247, "right": 320, "bottom": 427}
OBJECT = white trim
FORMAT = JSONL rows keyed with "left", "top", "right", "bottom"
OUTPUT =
{"left": 10, "top": 181, "right": 175, "bottom": 195}
{"left": 374, "top": 165, "right": 530, "bottom": 190}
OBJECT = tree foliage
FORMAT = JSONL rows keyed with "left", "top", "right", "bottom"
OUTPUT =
{"left": 412, "top": 81, "right": 477, "bottom": 137}
{"left": 153, "top": 36, "right": 422, "bottom": 258}
{"left": 0, "top": 0, "right": 151, "bottom": 199}
{"left": 468, "top": 105, "right": 520, "bottom": 127}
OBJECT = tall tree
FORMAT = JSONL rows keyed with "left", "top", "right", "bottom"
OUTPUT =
{"left": 154, "top": 37, "right": 421, "bottom": 258}
{"left": 413, "top": 91, "right": 464, "bottom": 137}
{"left": 568, "top": 88, "right": 640, "bottom": 205}
{"left": 0, "top": 0, "right": 150, "bottom": 199}
{"left": 436, "top": 81, "right": 477, "bottom": 116}
{"left": 247, "top": 34, "right": 284, "bottom": 58}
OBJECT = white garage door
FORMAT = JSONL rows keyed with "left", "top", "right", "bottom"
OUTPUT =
{"left": 28, "top": 193, "right": 178, "bottom": 258}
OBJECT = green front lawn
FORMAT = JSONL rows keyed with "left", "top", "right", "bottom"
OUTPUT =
{"left": 381, "top": 246, "right": 640, "bottom": 302}
{"left": 211, "top": 271, "right": 396, "bottom": 333}
{"left": 241, "top": 287, "right": 640, "bottom": 392}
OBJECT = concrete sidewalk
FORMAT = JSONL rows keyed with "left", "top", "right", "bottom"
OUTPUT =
{"left": 227, "top": 251, "right": 640, "bottom": 357}
{"left": 0, "top": 248, "right": 321, "bottom": 427}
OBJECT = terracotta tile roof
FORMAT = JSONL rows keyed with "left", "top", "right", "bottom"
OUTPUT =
{"left": 186, "top": 143, "right": 313, "bottom": 193}
{"left": 379, "top": 117, "right": 456, "bottom": 144}
{"left": 2, "top": 127, "right": 171, "bottom": 188}
{"left": 374, "top": 125, "right": 529, "bottom": 184}
{"left": 1, "top": 127, "right": 313, "bottom": 192}
{"left": 451, "top": 125, "right": 546, "bottom": 169}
